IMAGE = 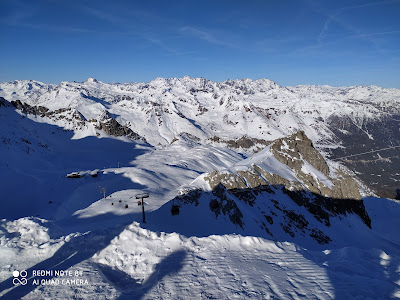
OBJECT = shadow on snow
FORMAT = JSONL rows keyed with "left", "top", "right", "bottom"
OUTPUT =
{"left": 0, "top": 106, "right": 150, "bottom": 220}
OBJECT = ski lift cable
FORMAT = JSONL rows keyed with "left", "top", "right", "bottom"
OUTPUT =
{"left": 331, "top": 145, "right": 400, "bottom": 161}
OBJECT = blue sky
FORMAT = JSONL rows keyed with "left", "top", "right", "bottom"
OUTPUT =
{"left": 1, "top": 0, "right": 400, "bottom": 88}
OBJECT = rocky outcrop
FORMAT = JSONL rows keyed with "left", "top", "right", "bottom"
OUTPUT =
{"left": 204, "top": 171, "right": 247, "bottom": 190}
{"left": 11, "top": 100, "right": 49, "bottom": 116}
{"left": 270, "top": 131, "right": 329, "bottom": 176}
{"left": 170, "top": 183, "right": 371, "bottom": 245}
{"left": 205, "top": 131, "right": 361, "bottom": 200}
{"left": 96, "top": 111, "right": 146, "bottom": 142}
{"left": 269, "top": 131, "right": 361, "bottom": 200}
{"left": 206, "top": 163, "right": 361, "bottom": 201}
{"left": 208, "top": 135, "right": 271, "bottom": 152}
{"left": 7, "top": 99, "right": 146, "bottom": 142}
{"left": 205, "top": 132, "right": 361, "bottom": 201}
{"left": 210, "top": 184, "right": 244, "bottom": 228}
{"left": 282, "top": 188, "right": 371, "bottom": 228}
{"left": 168, "top": 131, "right": 372, "bottom": 244}
{"left": 252, "top": 165, "right": 296, "bottom": 189}
{"left": 237, "top": 168, "right": 269, "bottom": 188}
{"left": 99, "top": 118, "right": 141, "bottom": 140}
{"left": 9, "top": 100, "right": 87, "bottom": 130}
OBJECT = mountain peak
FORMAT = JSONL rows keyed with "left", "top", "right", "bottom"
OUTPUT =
{"left": 85, "top": 77, "right": 99, "bottom": 83}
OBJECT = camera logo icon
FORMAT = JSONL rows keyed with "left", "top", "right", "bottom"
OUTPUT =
{"left": 13, "top": 270, "right": 28, "bottom": 286}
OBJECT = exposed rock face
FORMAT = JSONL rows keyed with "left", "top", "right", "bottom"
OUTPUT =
{"left": 94, "top": 110, "right": 145, "bottom": 141}
{"left": 269, "top": 131, "right": 361, "bottom": 200}
{"left": 192, "top": 131, "right": 370, "bottom": 243}
{"left": 331, "top": 172, "right": 362, "bottom": 200}
{"left": 282, "top": 188, "right": 371, "bottom": 229}
{"left": 11, "top": 100, "right": 49, "bottom": 116}
{"left": 237, "top": 168, "right": 269, "bottom": 188}
{"left": 270, "top": 131, "right": 329, "bottom": 176}
{"left": 204, "top": 171, "right": 247, "bottom": 190}
{"left": 10, "top": 100, "right": 87, "bottom": 130}
{"left": 208, "top": 135, "right": 271, "bottom": 152}
{"left": 99, "top": 118, "right": 144, "bottom": 141}
{"left": 7, "top": 99, "right": 145, "bottom": 141}
{"left": 210, "top": 184, "right": 244, "bottom": 228}
{"left": 170, "top": 183, "right": 371, "bottom": 245}
{"left": 252, "top": 165, "right": 295, "bottom": 189}
{"left": 205, "top": 131, "right": 361, "bottom": 200}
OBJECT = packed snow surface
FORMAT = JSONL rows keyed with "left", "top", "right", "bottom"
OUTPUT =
{"left": 1, "top": 200, "right": 399, "bottom": 299}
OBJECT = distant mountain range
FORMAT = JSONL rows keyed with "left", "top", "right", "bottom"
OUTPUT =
{"left": 1, "top": 77, "right": 399, "bottom": 198}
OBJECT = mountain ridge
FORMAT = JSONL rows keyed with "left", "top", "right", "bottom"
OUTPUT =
{"left": 1, "top": 77, "right": 399, "bottom": 198}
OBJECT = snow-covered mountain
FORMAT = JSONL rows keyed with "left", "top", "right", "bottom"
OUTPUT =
{"left": 1, "top": 77, "right": 399, "bottom": 197}
{"left": 150, "top": 131, "right": 372, "bottom": 246}
{"left": 1, "top": 77, "right": 400, "bottom": 299}
{"left": 1, "top": 77, "right": 399, "bottom": 146}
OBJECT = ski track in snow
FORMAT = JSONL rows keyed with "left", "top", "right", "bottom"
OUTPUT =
{"left": 1, "top": 217, "right": 399, "bottom": 299}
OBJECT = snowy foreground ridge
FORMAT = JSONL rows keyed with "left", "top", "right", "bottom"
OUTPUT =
{"left": 0, "top": 77, "right": 400, "bottom": 299}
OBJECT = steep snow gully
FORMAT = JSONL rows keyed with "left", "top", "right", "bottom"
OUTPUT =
{"left": 0, "top": 78, "right": 399, "bottom": 299}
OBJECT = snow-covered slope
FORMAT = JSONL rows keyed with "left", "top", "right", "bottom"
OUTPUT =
{"left": 1, "top": 77, "right": 399, "bottom": 147}
{"left": 147, "top": 131, "right": 372, "bottom": 248}
{"left": 1, "top": 78, "right": 400, "bottom": 299}
{"left": 1, "top": 202, "right": 399, "bottom": 299}
{"left": 1, "top": 77, "right": 399, "bottom": 197}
